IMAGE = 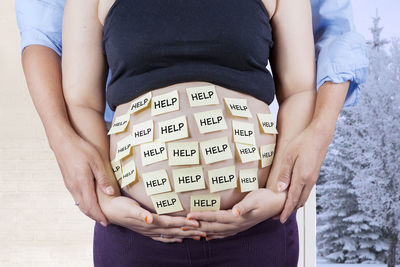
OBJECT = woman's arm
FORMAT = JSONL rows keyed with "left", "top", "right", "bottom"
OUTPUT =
{"left": 184, "top": 0, "right": 316, "bottom": 238}
{"left": 265, "top": 0, "right": 316, "bottom": 200}
{"left": 62, "top": 0, "right": 120, "bottom": 205}
{"left": 62, "top": 0, "right": 206, "bottom": 242}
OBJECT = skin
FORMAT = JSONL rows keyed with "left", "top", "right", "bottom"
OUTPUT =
{"left": 21, "top": 45, "right": 114, "bottom": 227}
{"left": 111, "top": 83, "right": 277, "bottom": 215}
{"left": 62, "top": 0, "right": 317, "bottom": 245}
{"left": 109, "top": 82, "right": 282, "bottom": 242}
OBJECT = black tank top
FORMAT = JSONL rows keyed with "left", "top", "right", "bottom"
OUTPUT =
{"left": 103, "top": 0, "right": 275, "bottom": 111}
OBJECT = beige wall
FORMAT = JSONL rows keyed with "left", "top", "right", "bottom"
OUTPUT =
{"left": 0, "top": 1, "right": 93, "bottom": 266}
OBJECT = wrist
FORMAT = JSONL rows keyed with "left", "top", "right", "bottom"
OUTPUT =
{"left": 264, "top": 186, "right": 287, "bottom": 214}
{"left": 47, "top": 122, "right": 80, "bottom": 153}
{"left": 309, "top": 81, "right": 349, "bottom": 140}
{"left": 307, "top": 117, "right": 335, "bottom": 146}
{"left": 304, "top": 122, "right": 335, "bottom": 157}
{"left": 96, "top": 183, "right": 114, "bottom": 215}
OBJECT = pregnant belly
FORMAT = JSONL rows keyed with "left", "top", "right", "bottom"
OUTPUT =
{"left": 109, "top": 81, "right": 277, "bottom": 216}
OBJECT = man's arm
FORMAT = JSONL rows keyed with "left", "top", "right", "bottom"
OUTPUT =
{"left": 16, "top": 0, "right": 117, "bottom": 226}
{"left": 273, "top": 81, "right": 348, "bottom": 223}
{"left": 311, "top": 0, "right": 368, "bottom": 107}
{"left": 273, "top": 0, "right": 368, "bottom": 223}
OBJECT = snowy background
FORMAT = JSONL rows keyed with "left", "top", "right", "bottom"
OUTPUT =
{"left": 316, "top": 1, "right": 400, "bottom": 267}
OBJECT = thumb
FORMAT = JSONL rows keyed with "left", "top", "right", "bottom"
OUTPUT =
{"left": 90, "top": 156, "right": 115, "bottom": 196}
{"left": 123, "top": 197, "right": 153, "bottom": 224}
{"left": 275, "top": 155, "right": 295, "bottom": 193}
{"left": 231, "top": 194, "right": 256, "bottom": 217}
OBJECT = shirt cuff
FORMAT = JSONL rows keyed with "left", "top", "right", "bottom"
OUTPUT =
{"left": 20, "top": 29, "right": 62, "bottom": 57}
{"left": 316, "top": 31, "right": 369, "bottom": 107}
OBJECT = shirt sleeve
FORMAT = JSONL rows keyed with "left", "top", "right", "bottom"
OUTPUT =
{"left": 15, "top": 0, "right": 64, "bottom": 57}
{"left": 311, "top": 0, "right": 369, "bottom": 107}
{"left": 104, "top": 71, "right": 115, "bottom": 123}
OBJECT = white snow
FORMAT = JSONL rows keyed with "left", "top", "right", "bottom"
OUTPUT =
{"left": 317, "top": 257, "right": 400, "bottom": 266}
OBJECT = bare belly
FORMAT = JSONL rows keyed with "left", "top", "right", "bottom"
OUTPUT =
{"left": 109, "top": 81, "right": 276, "bottom": 216}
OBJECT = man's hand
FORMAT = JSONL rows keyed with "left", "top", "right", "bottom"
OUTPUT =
{"left": 272, "top": 124, "right": 331, "bottom": 223}
{"left": 183, "top": 188, "right": 286, "bottom": 240}
{"left": 54, "top": 132, "right": 117, "bottom": 227}
{"left": 101, "top": 194, "right": 206, "bottom": 243}
{"left": 20, "top": 46, "right": 117, "bottom": 227}
{"left": 272, "top": 81, "right": 348, "bottom": 223}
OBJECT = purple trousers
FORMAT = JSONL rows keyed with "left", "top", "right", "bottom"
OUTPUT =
{"left": 93, "top": 196, "right": 299, "bottom": 267}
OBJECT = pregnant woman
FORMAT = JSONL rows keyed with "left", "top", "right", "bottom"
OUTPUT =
{"left": 62, "top": 0, "right": 316, "bottom": 266}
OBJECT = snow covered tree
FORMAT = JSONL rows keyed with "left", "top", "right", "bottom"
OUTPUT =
{"left": 317, "top": 107, "right": 387, "bottom": 263}
{"left": 317, "top": 11, "right": 399, "bottom": 265}
{"left": 367, "top": 9, "right": 389, "bottom": 49}
{"left": 351, "top": 38, "right": 400, "bottom": 267}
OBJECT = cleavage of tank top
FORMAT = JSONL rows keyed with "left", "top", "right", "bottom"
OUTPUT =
{"left": 102, "top": 0, "right": 274, "bottom": 110}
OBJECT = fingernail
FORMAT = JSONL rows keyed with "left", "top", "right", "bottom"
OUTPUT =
{"left": 236, "top": 209, "right": 241, "bottom": 216}
{"left": 277, "top": 182, "right": 287, "bottom": 192}
{"left": 188, "top": 221, "right": 199, "bottom": 227}
{"left": 193, "top": 237, "right": 200, "bottom": 241}
{"left": 188, "top": 217, "right": 194, "bottom": 220}
{"left": 106, "top": 186, "right": 114, "bottom": 195}
{"left": 186, "top": 218, "right": 199, "bottom": 227}
{"left": 144, "top": 216, "right": 149, "bottom": 224}
{"left": 178, "top": 239, "right": 183, "bottom": 243}
{"left": 200, "top": 234, "right": 207, "bottom": 238}
{"left": 182, "top": 227, "right": 189, "bottom": 231}
{"left": 100, "top": 221, "right": 107, "bottom": 227}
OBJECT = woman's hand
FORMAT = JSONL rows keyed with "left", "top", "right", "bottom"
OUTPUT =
{"left": 100, "top": 192, "right": 207, "bottom": 243}
{"left": 184, "top": 188, "right": 286, "bottom": 240}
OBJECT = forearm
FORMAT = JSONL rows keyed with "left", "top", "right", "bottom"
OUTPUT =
{"left": 276, "top": 90, "right": 316, "bottom": 147}
{"left": 61, "top": 0, "right": 122, "bottom": 206}
{"left": 309, "top": 81, "right": 349, "bottom": 143}
{"left": 21, "top": 45, "right": 77, "bottom": 150}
